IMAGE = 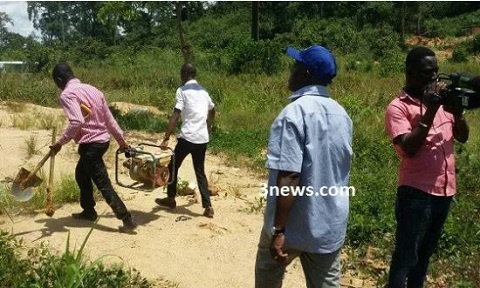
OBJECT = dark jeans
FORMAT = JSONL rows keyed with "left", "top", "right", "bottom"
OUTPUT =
{"left": 76, "top": 142, "right": 130, "bottom": 220}
{"left": 167, "top": 138, "right": 211, "bottom": 208}
{"left": 388, "top": 185, "right": 452, "bottom": 288}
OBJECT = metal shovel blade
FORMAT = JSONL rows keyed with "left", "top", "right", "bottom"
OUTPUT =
{"left": 11, "top": 182, "right": 35, "bottom": 202}
{"left": 11, "top": 167, "right": 43, "bottom": 202}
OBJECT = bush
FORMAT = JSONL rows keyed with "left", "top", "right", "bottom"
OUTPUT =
{"left": 227, "top": 39, "right": 283, "bottom": 75}
{"left": 452, "top": 43, "right": 471, "bottom": 63}
{"left": 379, "top": 52, "right": 404, "bottom": 77}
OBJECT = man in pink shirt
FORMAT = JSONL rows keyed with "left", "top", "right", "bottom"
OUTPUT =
{"left": 385, "top": 47, "right": 469, "bottom": 287}
{"left": 50, "top": 63, "right": 137, "bottom": 232}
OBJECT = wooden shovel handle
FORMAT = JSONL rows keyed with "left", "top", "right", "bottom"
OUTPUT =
{"left": 45, "top": 127, "right": 56, "bottom": 217}
{"left": 48, "top": 128, "right": 56, "bottom": 187}
{"left": 21, "top": 150, "right": 52, "bottom": 185}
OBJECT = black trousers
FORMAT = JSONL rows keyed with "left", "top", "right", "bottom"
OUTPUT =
{"left": 167, "top": 138, "right": 211, "bottom": 208}
{"left": 76, "top": 142, "right": 130, "bottom": 220}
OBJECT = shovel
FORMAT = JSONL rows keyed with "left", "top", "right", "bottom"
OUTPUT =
{"left": 11, "top": 150, "right": 53, "bottom": 202}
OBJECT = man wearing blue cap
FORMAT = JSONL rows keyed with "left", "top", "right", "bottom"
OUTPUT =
{"left": 255, "top": 45, "right": 353, "bottom": 287}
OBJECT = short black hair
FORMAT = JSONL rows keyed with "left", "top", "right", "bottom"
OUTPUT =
{"left": 181, "top": 63, "right": 196, "bottom": 78}
{"left": 52, "top": 62, "right": 75, "bottom": 81}
{"left": 406, "top": 46, "right": 435, "bottom": 71}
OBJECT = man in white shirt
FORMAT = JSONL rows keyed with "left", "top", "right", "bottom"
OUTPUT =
{"left": 157, "top": 63, "right": 216, "bottom": 218}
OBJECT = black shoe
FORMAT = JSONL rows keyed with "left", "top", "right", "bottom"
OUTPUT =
{"left": 72, "top": 210, "right": 97, "bottom": 222}
{"left": 203, "top": 207, "right": 214, "bottom": 218}
{"left": 155, "top": 197, "right": 176, "bottom": 209}
{"left": 120, "top": 215, "right": 138, "bottom": 232}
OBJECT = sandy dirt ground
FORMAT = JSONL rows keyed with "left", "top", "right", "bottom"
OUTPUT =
{"left": 0, "top": 102, "right": 374, "bottom": 288}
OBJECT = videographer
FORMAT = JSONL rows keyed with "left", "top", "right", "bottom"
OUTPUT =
{"left": 385, "top": 47, "right": 469, "bottom": 288}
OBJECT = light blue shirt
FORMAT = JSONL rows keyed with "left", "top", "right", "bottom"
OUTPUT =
{"left": 263, "top": 85, "right": 353, "bottom": 254}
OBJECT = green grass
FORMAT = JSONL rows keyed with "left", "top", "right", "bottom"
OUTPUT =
{"left": 0, "top": 228, "right": 155, "bottom": 287}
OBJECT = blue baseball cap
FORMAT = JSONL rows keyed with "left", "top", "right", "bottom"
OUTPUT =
{"left": 286, "top": 45, "right": 337, "bottom": 85}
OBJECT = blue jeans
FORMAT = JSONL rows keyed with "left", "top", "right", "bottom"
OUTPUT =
{"left": 388, "top": 186, "right": 452, "bottom": 288}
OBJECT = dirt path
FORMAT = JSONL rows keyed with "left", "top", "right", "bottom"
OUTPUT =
{"left": 0, "top": 102, "right": 372, "bottom": 288}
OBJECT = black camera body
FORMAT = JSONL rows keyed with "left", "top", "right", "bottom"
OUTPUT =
{"left": 432, "top": 73, "right": 480, "bottom": 110}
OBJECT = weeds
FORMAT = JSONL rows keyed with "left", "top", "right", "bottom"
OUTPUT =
{"left": 245, "top": 196, "right": 266, "bottom": 214}
{"left": 11, "top": 112, "right": 65, "bottom": 131}
{"left": 0, "top": 228, "right": 154, "bottom": 287}
{"left": 25, "top": 134, "right": 39, "bottom": 158}
{"left": 11, "top": 114, "right": 37, "bottom": 130}
{"left": 36, "top": 112, "right": 65, "bottom": 131}
{"left": 0, "top": 174, "right": 92, "bottom": 214}
{"left": 4, "top": 101, "right": 26, "bottom": 113}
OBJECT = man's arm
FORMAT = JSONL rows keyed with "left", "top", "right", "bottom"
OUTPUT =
{"left": 395, "top": 104, "right": 440, "bottom": 157}
{"left": 270, "top": 170, "right": 300, "bottom": 263}
{"left": 103, "top": 99, "right": 128, "bottom": 150}
{"left": 51, "top": 93, "right": 85, "bottom": 154}
{"left": 160, "top": 108, "right": 181, "bottom": 149}
{"left": 453, "top": 113, "right": 469, "bottom": 143}
{"left": 207, "top": 107, "right": 215, "bottom": 136}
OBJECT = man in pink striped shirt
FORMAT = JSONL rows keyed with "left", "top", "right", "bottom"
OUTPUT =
{"left": 50, "top": 63, "right": 137, "bottom": 232}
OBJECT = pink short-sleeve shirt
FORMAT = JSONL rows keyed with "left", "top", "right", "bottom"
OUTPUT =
{"left": 385, "top": 90, "right": 456, "bottom": 196}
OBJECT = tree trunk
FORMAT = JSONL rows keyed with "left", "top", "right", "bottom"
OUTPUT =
{"left": 251, "top": 1, "right": 259, "bottom": 41}
{"left": 416, "top": 4, "right": 421, "bottom": 35}
{"left": 58, "top": 2, "right": 65, "bottom": 46}
{"left": 176, "top": 1, "right": 192, "bottom": 64}
{"left": 400, "top": 1, "right": 405, "bottom": 47}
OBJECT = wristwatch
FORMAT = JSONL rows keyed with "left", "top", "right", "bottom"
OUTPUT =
{"left": 272, "top": 227, "right": 285, "bottom": 236}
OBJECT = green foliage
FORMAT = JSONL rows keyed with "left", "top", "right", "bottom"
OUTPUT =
{"left": 451, "top": 34, "right": 480, "bottom": 63}
{"left": 0, "top": 229, "right": 153, "bottom": 287}
{"left": 424, "top": 9, "right": 480, "bottom": 37}
{"left": 54, "top": 175, "right": 81, "bottom": 204}
{"left": 451, "top": 43, "right": 470, "bottom": 63}
{"left": 111, "top": 108, "right": 168, "bottom": 133}
{"left": 379, "top": 52, "right": 405, "bottom": 77}
{"left": 209, "top": 125, "right": 269, "bottom": 170}
{"left": 226, "top": 39, "right": 283, "bottom": 75}
{"left": 187, "top": 8, "right": 250, "bottom": 51}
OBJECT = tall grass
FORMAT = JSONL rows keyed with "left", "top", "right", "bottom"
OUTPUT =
{"left": 0, "top": 228, "right": 155, "bottom": 287}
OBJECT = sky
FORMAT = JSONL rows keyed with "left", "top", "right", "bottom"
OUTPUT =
{"left": 0, "top": 1, "right": 40, "bottom": 37}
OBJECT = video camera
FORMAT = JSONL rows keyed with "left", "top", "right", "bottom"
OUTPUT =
{"left": 427, "top": 73, "right": 480, "bottom": 110}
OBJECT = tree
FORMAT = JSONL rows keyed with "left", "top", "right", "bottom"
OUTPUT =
{"left": 0, "top": 12, "right": 13, "bottom": 36}
{"left": 251, "top": 2, "right": 259, "bottom": 41}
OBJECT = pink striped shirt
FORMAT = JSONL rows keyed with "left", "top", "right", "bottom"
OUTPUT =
{"left": 57, "top": 78, "right": 126, "bottom": 147}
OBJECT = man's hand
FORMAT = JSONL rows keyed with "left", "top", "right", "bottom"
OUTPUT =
{"left": 443, "top": 102, "right": 464, "bottom": 116}
{"left": 423, "top": 81, "right": 447, "bottom": 110}
{"left": 208, "top": 125, "right": 212, "bottom": 137}
{"left": 119, "top": 143, "right": 129, "bottom": 153}
{"left": 160, "top": 139, "right": 169, "bottom": 150}
{"left": 270, "top": 233, "right": 288, "bottom": 264}
{"left": 49, "top": 143, "right": 62, "bottom": 155}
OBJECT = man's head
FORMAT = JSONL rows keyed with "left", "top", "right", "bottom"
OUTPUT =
{"left": 286, "top": 45, "right": 337, "bottom": 92}
{"left": 181, "top": 63, "right": 196, "bottom": 84}
{"left": 52, "top": 63, "right": 75, "bottom": 90}
{"left": 405, "top": 46, "right": 438, "bottom": 94}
